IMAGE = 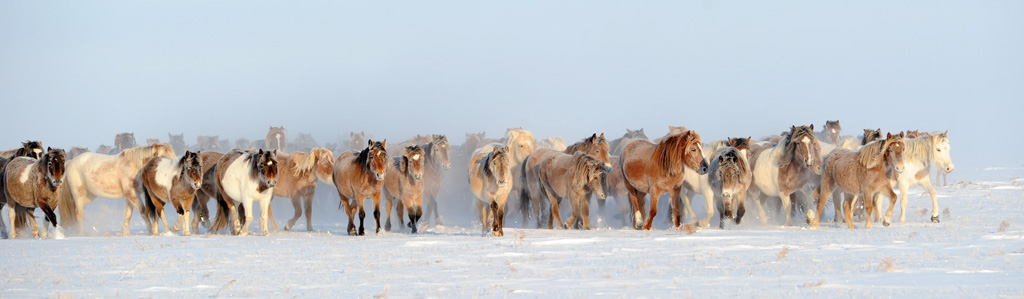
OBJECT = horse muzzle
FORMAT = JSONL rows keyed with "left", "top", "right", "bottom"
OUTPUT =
{"left": 945, "top": 165, "right": 955, "bottom": 173}
{"left": 603, "top": 164, "right": 613, "bottom": 173}
{"left": 443, "top": 163, "right": 452, "bottom": 171}
{"left": 722, "top": 191, "right": 733, "bottom": 199}
{"left": 375, "top": 173, "right": 386, "bottom": 181}
{"left": 498, "top": 180, "right": 508, "bottom": 188}
{"left": 414, "top": 174, "right": 422, "bottom": 181}
{"left": 267, "top": 180, "right": 277, "bottom": 188}
{"left": 193, "top": 182, "right": 202, "bottom": 189}
{"left": 48, "top": 179, "right": 63, "bottom": 191}
{"left": 697, "top": 160, "right": 709, "bottom": 175}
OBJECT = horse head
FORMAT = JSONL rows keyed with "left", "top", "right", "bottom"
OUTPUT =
{"left": 44, "top": 147, "right": 66, "bottom": 192}
{"left": 365, "top": 139, "right": 388, "bottom": 181}
{"left": 180, "top": 151, "right": 203, "bottom": 190}
{"left": 885, "top": 132, "right": 906, "bottom": 174}
{"left": 402, "top": 145, "right": 426, "bottom": 182}
{"left": 489, "top": 146, "right": 511, "bottom": 188}
{"left": 930, "top": 131, "right": 954, "bottom": 173}
{"left": 431, "top": 135, "right": 452, "bottom": 171}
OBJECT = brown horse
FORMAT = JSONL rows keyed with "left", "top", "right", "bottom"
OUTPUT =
{"left": 522, "top": 133, "right": 610, "bottom": 227}
{"left": 707, "top": 145, "right": 752, "bottom": 229}
{"left": 333, "top": 139, "right": 389, "bottom": 235}
{"left": 0, "top": 141, "right": 44, "bottom": 160}
{"left": 621, "top": 130, "right": 709, "bottom": 230}
{"left": 213, "top": 149, "right": 278, "bottom": 236}
{"left": 812, "top": 133, "right": 905, "bottom": 229}
{"left": 114, "top": 132, "right": 137, "bottom": 154}
{"left": 536, "top": 152, "right": 607, "bottom": 230}
{"left": 169, "top": 133, "right": 187, "bottom": 155}
{"left": 266, "top": 126, "right": 288, "bottom": 153}
{"left": 420, "top": 135, "right": 451, "bottom": 226}
{"left": 137, "top": 151, "right": 203, "bottom": 236}
{"left": 469, "top": 146, "right": 512, "bottom": 236}
{"left": 383, "top": 146, "right": 426, "bottom": 233}
{"left": 818, "top": 120, "right": 842, "bottom": 145}
{"left": 748, "top": 125, "right": 822, "bottom": 226}
{"left": 3, "top": 148, "right": 65, "bottom": 239}
{"left": 272, "top": 148, "right": 336, "bottom": 232}
{"left": 191, "top": 151, "right": 225, "bottom": 232}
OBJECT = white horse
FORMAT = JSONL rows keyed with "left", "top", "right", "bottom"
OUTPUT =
{"left": 58, "top": 143, "right": 176, "bottom": 236}
{"left": 215, "top": 149, "right": 278, "bottom": 236}
{"left": 886, "top": 131, "right": 954, "bottom": 223}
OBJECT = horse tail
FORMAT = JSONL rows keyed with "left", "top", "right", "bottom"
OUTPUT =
{"left": 518, "top": 156, "right": 532, "bottom": 225}
{"left": 210, "top": 193, "right": 230, "bottom": 233}
{"left": 138, "top": 183, "right": 156, "bottom": 225}
{"left": 12, "top": 204, "right": 31, "bottom": 236}
{"left": 57, "top": 181, "right": 80, "bottom": 231}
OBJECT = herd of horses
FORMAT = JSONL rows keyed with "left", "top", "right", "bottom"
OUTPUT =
{"left": 0, "top": 121, "right": 955, "bottom": 239}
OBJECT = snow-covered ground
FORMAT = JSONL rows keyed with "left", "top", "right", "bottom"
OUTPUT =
{"left": 3, "top": 168, "right": 1023, "bottom": 297}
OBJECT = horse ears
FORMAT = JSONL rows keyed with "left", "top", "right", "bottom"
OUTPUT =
{"left": 899, "top": 132, "right": 905, "bottom": 138}
{"left": 47, "top": 146, "right": 52, "bottom": 151}
{"left": 492, "top": 146, "right": 501, "bottom": 154}
{"left": 809, "top": 124, "right": 814, "bottom": 130}
{"left": 590, "top": 133, "right": 598, "bottom": 142}
{"left": 381, "top": 139, "right": 387, "bottom": 148}
{"left": 887, "top": 132, "right": 893, "bottom": 139}
{"left": 367, "top": 139, "right": 373, "bottom": 147}
{"left": 599, "top": 133, "right": 605, "bottom": 140}
{"left": 791, "top": 125, "right": 797, "bottom": 131}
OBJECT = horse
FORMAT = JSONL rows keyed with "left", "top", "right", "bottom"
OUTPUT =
{"left": 212, "top": 149, "right": 278, "bottom": 236}
{"left": 477, "top": 128, "right": 535, "bottom": 226}
{"left": 748, "top": 125, "right": 822, "bottom": 226}
{"left": 522, "top": 133, "right": 610, "bottom": 228}
{"left": 818, "top": 120, "right": 842, "bottom": 145}
{"left": 383, "top": 146, "right": 426, "bottom": 233}
{"left": 535, "top": 152, "right": 607, "bottom": 230}
{"left": 333, "top": 140, "right": 389, "bottom": 235}
{"left": 890, "top": 131, "right": 954, "bottom": 223}
{"left": 136, "top": 151, "right": 203, "bottom": 236}
{"left": 468, "top": 146, "right": 512, "bottom": 236}
{"left": 350, "top": 131, "right": 367, "bottom": 151}
{"left": 195, "top": 136, "right": 224, "bottom": 152}
{"left": 608, "top": 128, "right": 647, "bottom": 157}
{"left": 676, "top": 136, "right": 749, "bottom": 228}
{"left": 96, "top": 145, "right": 113, "bottom": 156}
{"left": 537, "top": 136, "right": 568, "bottom": 151}
{"left": 114, "top": 132, "right": 137, "bottom": 154}
{"left": 265, "top": 126, "right": 288, "bottom": 153}
{"left": 707, "top": 146, "right": 752, "bottom": 229}
{"left": 291, "top": 133, "right": 319, "bottom": 152}
{"left": 3, "top": 148, "right": 65, "bottom": 239}
{"left": 169, "top": 133, "right": 187, "bottom": 155}
{"left": 190, "top": 151, "right": 225, "bottom": 232}
{"left": 270, "top": 148, "right": 336, "bottom": 232}
{"left": 58, "top": 143, "right": 177, "bottom": 236}
{"left": 904, "top": 130, "right": 922, "bottom": 139}
{"left": 146, "top": 138, "right": 160, "bottom": 145}
{"left": 68, "top": 147, "right": 89, "bottom": 161}
{"left": 0, "top": 141, "right": 44, "bottom": 159}
{"left": 419, "top": 135, "right": 451, "bottom": 226}
{"left": 604, "top": 156, "right": 633, "bottom": 227}
{"left": 812, "top": 133, "right": 906, "bottom": 229}
{"left": 620, "top": 130, "right": 708, "bottom": 230}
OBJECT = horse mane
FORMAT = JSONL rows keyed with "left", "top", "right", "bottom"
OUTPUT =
{"left": 356, "top": 141, "right": 385, "bottom": 174}
{"left": 565, "top": 133, "right": 608, "bottom": 154}
{"left": 779, "top": 125, "right": 816, "bottom": 167}
{"left": 652, "top": 131, "right": 693, "bottom": 175}
{"left": 857, "top": 139, "right": 888, "bottom": 168}
{"left": 717, "top": 148, "right": 745, "bottom": 187}
{"left": 570, "top": 152, "right": 601, "bottom": 188}
{"left": 423, "top": 135, "right": 447, "bottom": 167}
{"left": 120, "top": 143, "right": 173, "bottom": 165}
{"left": 289, "top": 148, "right": 333, "bottom": 175}
{"left": 484, "top": 147, "right": 507, "bottom": 177}
{"left": 903, "top": 134, "right": 935, "bottom": 164}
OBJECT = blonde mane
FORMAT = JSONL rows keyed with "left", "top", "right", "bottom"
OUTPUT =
{"left": 902, "top": 135, "right": 934, "bottom": 164}
{"left": 290, "top": 148, "right": 335, "bottom": 175}
{"left": 120, "top": 143, "right": 175, "bottom": 167}
{"left": 652, "top": 131, "right": 692, "bottom": 175}
{"left": 857, "top": 139, "right": 888, "bottom": 168}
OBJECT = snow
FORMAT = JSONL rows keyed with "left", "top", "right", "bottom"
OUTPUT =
{"left": 2, "top": 171, "right": 1024, "bottom": 297}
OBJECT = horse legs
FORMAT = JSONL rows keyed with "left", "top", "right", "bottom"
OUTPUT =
{"left": 582, "top": 196, "right": 592, "bottom": 230}
{"left": 883, "top": 188, "right": 899, "bottom": 227}
{"left": 285, "top": 196, "right": 303, "bottom": 231}
{"left": 384, "top": 197, "right": 394, "bottom": 232}
{"left": 0, "top": 204, "right": 7, "bottom": 239}
{"left": 813, "top": 182, "right": 834, "bottom": 229}
{"left": 697, "top": 187, "right": 715, "bottom": 228}
{"left": 123, "top": 186, "right": 142, "bottom": 236}
{"left": 7, "top": 206, "right": 16, "bottom": 239}
{"left": 258, "top": 198, "right": 272, "bottom": 236}
{"left": 338, "top": 194, "right": 357, "bottom": 235}
{"left": 716, "top": 193, "right": 728, "bottom": 229}
{"left": 476, "top": 200, "right": 487, "bottom": 234}
{"left": 842, "top": 194, "right": 855, "bottom": 229}
{"left": 26, "top": 208, "right": 40, "bottom": 239}
{"left": 923, "top": 181, "right": 941, "bottom": 223}
{"left": 372, "top": 195, "right": 382, "bottom": 234}
{"left": 861, "top": 189, "right": 874, "bottom": 229}
{"left": 396, "top": 201, "right": 407, "bottom": 231}
{"left": 644, "top": 190, "right": 661, "bottom": 230}
{"left": 627, "top": 188, "right": 646, "bottom": 230}
{"left": 406, "top": 201, "right": 419, "bottom": 233}
{"left": 778, "top": 188, "right": 793, "bottom": 226}
{"left": 670, "top": 191, "right": 683, "bottom": 228}
{"left": 121, "top": 198, "right": 135, "bottom": 236}
{"left": 357, "top": 201, "right": 367, "bottom": 236}
{"left": 752, "top": 192, "right": 769, "bottom": 225}
{"left": 547, "top": 191, "right": 565, "bottom": 229}
{"left": 491, "top": 199, "right": 505, "bottom": 237}
{"left": 236, "top": 199, "right": 253, "bottom": 236}
{"left": 40, "top": 204, "right": 60, "bottom": 239}
{"left": 735, "top": 193, "right": 747, "bottom": 225}
{"left": 303, "top": 193, "right": 314, "bottom": 231}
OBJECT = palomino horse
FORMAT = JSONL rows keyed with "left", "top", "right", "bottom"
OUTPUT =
{"left": 213, "top": 149, "right": 278, "bottom": 236}
{"left": 137, "top": 151, "right": 203, "bottom": 236}
{"left": 169, "top": 133, "right": 187, "bottom": 155}
{"left": 621, "top": 130, "right": 709, "bottom": 230}
{"left": 383, "top": 146, "right": 425, "bottom": 233}
{"left": 608, "top": 128, "right": 647, "bottom": 157}
{"left": 3, "top": 148, "right": 66, "bottom": 239}
{"left": 333, "top": 140, "right": 389, "bottom": 235}
{"left": 707, "top": 145, "right": 752, "bottom": 229}
{"left": 469, "top": 146, "right": 512, "bottom": 236}
{"left": 812, "top": 133, "right": 906, "bottom": 229}
{"left": 420, "top": 135, "right": 451, "bottom": 226}
{"left": 522, "top": 133, "right": 610, "bottom": 228}
{"left": 271, "top": 148, "right": 336, "bottom": 232}
{"left": 891, "top": 131, "right": 954, "bottom": 223}
{"left": 818, "top": 120, "right": 842, "bottom": 145}
{"left": 59, "top": 143, "right": 176, "bottom": 236}
{"left": 535, "top": 152, "right": 606, "bottom": 230}
{"left": 266, "top": 126, "right": 288, "bottom": 153}
{"left": 191, "top": 151, "right": 225, "bottom": 232}
{"left": 748, "top": 125, "right": 822, "bottom": 226}
{"left": 0, "top": 141, "right": 44, "bottom": 159}
{"left": 114, "top": 132, "right": 137, "bottom": 154}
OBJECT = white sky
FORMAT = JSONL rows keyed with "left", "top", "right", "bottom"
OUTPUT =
{"left": 1, "top": 1, "right": 1021, "bottom": 168}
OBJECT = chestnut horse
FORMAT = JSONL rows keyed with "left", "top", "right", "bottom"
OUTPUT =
{"left": 812, "top": 133, "right": 905, "bottom": 229}
{"left": 137, "top": 151, "right": 203, "bottom": 236}
{"left": 333, "top": 140, "right": 389, "bottom": 235}
{"left": 3, "top": 148, "right": 65, "bottom": 239}
{"left": 213, "top": 149, "right": 278, "bottom": 236}
{"left": 469, "top": 146, "right": 512, "bottom": 236}
{"left": 383, "top": 146, "right": 426, "bottom": 233}
{"left": 274, "top": 148, "right": 336, "bottom": 232}
{"left": 620, "top": 130, "right": 709, "bottom": 230}
{"left": 59, "top": 143, "right": 176, "bottom": 236}
{"left": 748, "top": 125, "right": 822, "bottom": 226}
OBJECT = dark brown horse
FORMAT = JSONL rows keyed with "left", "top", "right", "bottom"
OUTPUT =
{"left": 0, "top": 141, "right": 44, "bottom": 160}
{"left": 862, "top": 129, "right": 882, "bottom": 145}
{"left": 3, "top": 148, "right": 65, "bottom": 239}
{"left": 383, "top": 146, "right": 426, "bottom": 233}
{"left": 620, "top": 131, "right": 709, "bottom": 230}
{"left": 333, "top": 140, "right": 389, "bottom": 235}
{"left": 420, "top": 135, "right": 451, "bottom": 226}
{"left": 137, "top": 151, "right": 203, "bottom": 236}
{"left": 266, "top": 126, "right": 288, "bottom": 153}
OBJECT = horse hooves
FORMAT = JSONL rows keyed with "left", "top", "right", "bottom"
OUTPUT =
{"left": 931, "top": 216, "right": 940, "bottom": 223}
{"left": 883, "top": 221, "right": 890, "bottom": 227}
{"left": 384, "top": 223, "right": 391, "bottom": 232}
